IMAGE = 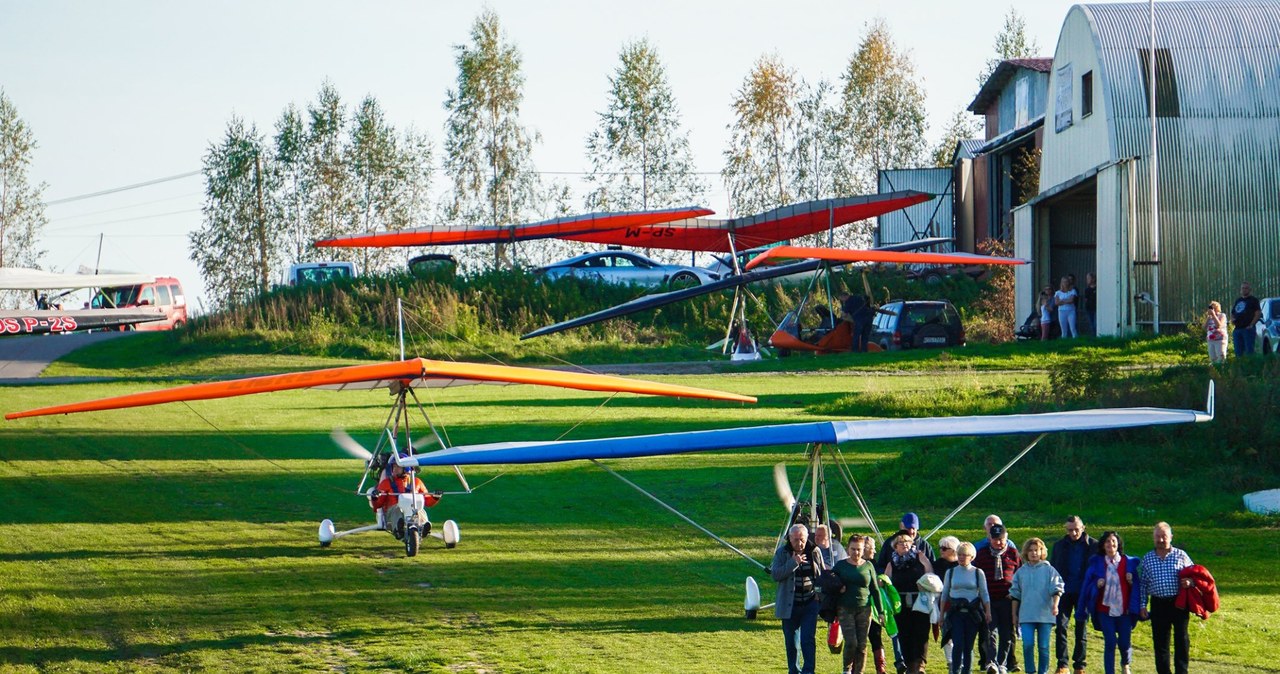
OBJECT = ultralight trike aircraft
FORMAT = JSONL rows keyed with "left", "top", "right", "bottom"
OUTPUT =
{"left": 5, "top": 354, "right": 755, "bottom": 557}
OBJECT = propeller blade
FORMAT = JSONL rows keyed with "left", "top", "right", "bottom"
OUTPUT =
{"left": 773, "top": 463, "right": 796, "bottom": 512}
{"left": 411, "top": 434, "right": 443, "bottom": 451}
{"left": 331, "top": 428, "right": 374, "bottom": 461}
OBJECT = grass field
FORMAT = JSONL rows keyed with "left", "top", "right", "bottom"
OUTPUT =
{"left": 1, "top": 347, "right": 1277, "bottom": 672}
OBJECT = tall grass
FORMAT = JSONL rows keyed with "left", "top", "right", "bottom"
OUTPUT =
{"left": 181, "top": 267, "right": 1009, "bottom": 360}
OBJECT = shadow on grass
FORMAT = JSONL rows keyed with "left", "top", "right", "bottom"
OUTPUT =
{"left": 0, "top": 629, "right": 377, "bottom": 668}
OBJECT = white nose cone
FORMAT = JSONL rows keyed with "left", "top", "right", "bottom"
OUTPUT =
{"left": 744, "top": 576, "right": 761, "bottom": 619}
{"left": 318, "top": 519, "right": 336, "bottom": 545}
{"left": 443, "top": 520, "right": 460, "bottom": 548}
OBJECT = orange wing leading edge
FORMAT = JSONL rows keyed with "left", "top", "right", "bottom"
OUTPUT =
{"left": 5, "top": 358, "right": 755, "bottom": 421}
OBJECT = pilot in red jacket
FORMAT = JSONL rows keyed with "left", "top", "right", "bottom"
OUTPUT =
{"left": 371, "top": 463, "right": 440, "bottom": 533}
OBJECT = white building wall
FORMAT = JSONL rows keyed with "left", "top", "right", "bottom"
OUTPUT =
{"left": 1040, "top": 7, "right": 1115, "bottom": 193}
{"left": 1013, "top": 205, "right": 1034, "bottom": 327}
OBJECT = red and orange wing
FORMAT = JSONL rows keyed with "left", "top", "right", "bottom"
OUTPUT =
{"left": 313, "top": 207, "right": 714, "bottom": 249}
{"left": 564, "top": 192, "right": 933, "bottom": 252}
{"left": 5, "top": 358, "right": 755, "bottom": 420}
{"left": 743, "top": 246, "right": 1029, "bottom": 271}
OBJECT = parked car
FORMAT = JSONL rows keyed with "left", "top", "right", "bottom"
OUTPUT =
{"left": 287, "top": 261, "right": 357, "bottom": 285}
{"left": 408, "top": 253, "right": 457, "bottom": 279}
{"left": 91, "top": 276, "right": 188, "bottom": 331}
{"left": 1255, "top": 297, "right": 1280, "bottom": 354}
{"left": 869, "top": 300, "right": 965, "bottom": 351}
{"left": 535, "top": 251, "right": 718, "bottom": 289}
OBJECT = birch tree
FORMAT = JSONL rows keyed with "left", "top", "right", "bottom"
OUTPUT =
{"left": 978, "top": 8, "right": 1042, "bottom": 83}
{"left": 832, "top": 21, "right": 928, "bottom": 247}
{"left": 837, "top": 21, "right": 928, "bottom": 195}
{"left": 305, "top": 82, "right": 356, "bottom": 250}
{"left": 791, "top": 79, "right": 840, "bottom": 203}
{"left": 346, "top": 95, "right": 405, "bottom": 273}
{"left": 584, "top": 39, "right": 707, "bottom": 217}
{"left": 272, "top": 103, "right": 311, "bottom": 264}
{"left": 190, "top": 117, "right": 277, "bottom": 306}
{"left": 442, "top": 9, "right": 541, "bottom": 268}
{"left": 931, "top": 108, "right": 983, "bottom": 167}
{"left": 0, "top": 91, "right": 48, "bottom": 307}
{"left": 722, "top": 54, "right": 799, "bottom": 216}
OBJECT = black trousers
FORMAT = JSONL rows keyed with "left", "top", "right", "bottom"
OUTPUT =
{"left": 1148, "top": 596, "right": 1190, "bottom": 674}
{"left": 1055, "top": 592, "right": 1088, "bottom": 668}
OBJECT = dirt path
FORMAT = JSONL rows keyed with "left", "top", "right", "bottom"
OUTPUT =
{"left": 0, "top": 332, "right": 133, "bottom": 381}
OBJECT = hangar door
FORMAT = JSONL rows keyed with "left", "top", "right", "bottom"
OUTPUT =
{"left": 1044, "top": 181, "right": 1097, "bottom": 297}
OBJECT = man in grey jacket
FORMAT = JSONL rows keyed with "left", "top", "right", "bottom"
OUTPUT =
{"left": 772, "top": 523, "right": 826, "bottom": 674}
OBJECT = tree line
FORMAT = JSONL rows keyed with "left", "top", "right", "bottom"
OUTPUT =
{"left": 0, "top": 9, "right": 1039, "bottom": 310}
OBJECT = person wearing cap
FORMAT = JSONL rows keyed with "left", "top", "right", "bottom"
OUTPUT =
{"left": 974, "top": 523, "right": 1022, "bottom": 674}
{"left": 975, "top": 514, "right": 1019, "bottom": 553}
{"left": 1050, "top": 516, "right": 1097, "bottom": 674}
{"left": 874, "top": 513, "right": 934, "bottom": 674}
{"left": 370, "top": 463, "right": 441, "bottom": 537}
{"left": 876, "top": 512, "right": 935, "bottom": 567}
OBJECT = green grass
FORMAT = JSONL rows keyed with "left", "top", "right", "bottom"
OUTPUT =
{"left": 42, "top": 329, "right": 1205, "bottom": 381}
{"left": 2, "top": 358, "right": 1277, "bottom": 671}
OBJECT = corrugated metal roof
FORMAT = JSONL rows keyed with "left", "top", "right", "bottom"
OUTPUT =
{"left": 956, "top": 138, "right": 986, "bottom": 161}
{"left": 969, "top": 58, "right": 1055, "bottom": 112}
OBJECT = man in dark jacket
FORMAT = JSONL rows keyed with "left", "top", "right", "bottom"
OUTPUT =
{"left": 1050, "top": 516, "right": 1098, "bottom": 674}
{"left": 974, "top": 524, "right": 1022, "bottom": 674}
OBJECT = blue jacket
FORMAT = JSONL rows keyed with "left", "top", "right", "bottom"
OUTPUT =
{"left": 1076, "top": 554, "right": 1143, "bottom": 628}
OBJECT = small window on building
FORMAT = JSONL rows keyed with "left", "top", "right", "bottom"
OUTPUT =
{"left": 1137, "top": 48, "right": 1180, "bottom": 117}
{"left": 1081, "top": 71, "right": 1093, "bottom": 117}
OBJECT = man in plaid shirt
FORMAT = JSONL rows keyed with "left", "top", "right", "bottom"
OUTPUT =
{"left": 1139, "top": 522, "right": 1194, "bottom": 674}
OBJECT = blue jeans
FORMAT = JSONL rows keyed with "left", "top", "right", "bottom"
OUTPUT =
{"left": 1234, "top": 327, "right": 1256, "bottom": 356}
{"left": 1020, "top": 622, "right": 1052, "bottom": 674}
{"left": 1096, "top": 613, "right": 1132, "bottom": 674}
{"left": 948, "top": 610, "right": 981, "bottom": 674}
{"left": 781, "top": 598, "right": 819, "bottom": 674}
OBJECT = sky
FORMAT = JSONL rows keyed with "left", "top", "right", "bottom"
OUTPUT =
{"left": 1, "top": 0, "right": 1087, "bottom": 312}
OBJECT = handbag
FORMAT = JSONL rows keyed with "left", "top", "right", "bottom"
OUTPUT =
{"left": 828, "top": 620, "right": 844, "bottom": 654}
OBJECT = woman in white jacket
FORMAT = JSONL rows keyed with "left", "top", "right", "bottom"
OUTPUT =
{"left": 1010, "top": 538, "right": 1065, "bottom": 674}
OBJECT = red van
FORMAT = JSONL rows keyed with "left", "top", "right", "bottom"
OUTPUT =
{"left": 92, "top": 277, "right": 188, "bottom": 330}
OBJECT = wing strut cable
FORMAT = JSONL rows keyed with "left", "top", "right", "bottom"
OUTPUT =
{"left": 921, "top": 433, "right": 1047, "bottom": 544}
{"left": 590, "top": 459, "right": 766, "bottom": 570}
{"left": 830, "top": 446, "right": 882, "bottom": 543}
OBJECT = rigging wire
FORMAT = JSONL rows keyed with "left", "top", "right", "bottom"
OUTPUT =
{"left": 590, "top": 458, "right": 766, "bottom": 571}
{"left": 920, "top": 433, "right": 1047, "bottom": 544}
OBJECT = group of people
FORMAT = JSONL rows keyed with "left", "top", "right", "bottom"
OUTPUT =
{"left": 1036, "top": 273, "right": 1096, "bottom": 340}
{"left": 1203, "top": 281, "right": 1263, "bottom": 363}
{"left": 772, "top": 514, "right": 1203, "bottom": 674}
